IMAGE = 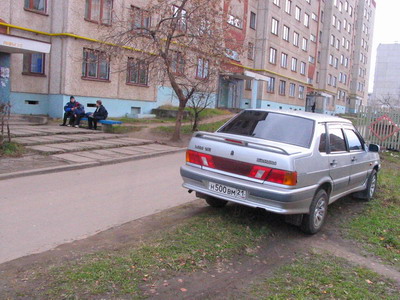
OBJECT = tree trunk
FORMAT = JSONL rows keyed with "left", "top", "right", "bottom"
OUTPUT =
{"left": 171, "top": 103, "right": 186, "bottom": 141}
{"left": 192, "top": 112, "right": 199, "bottom": 132}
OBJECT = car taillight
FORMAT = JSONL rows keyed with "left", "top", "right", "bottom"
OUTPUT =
{"left": 266, "top": 169, "right": 297, "bottom": 186}
{"left": 248, "top": 165, "right": 272, "bottom": 180}
{"left": 186, "top": 150, "right": 297, "bottom": 186}
{"left": 186, "top": 150, "right": 215, "bottom": 168}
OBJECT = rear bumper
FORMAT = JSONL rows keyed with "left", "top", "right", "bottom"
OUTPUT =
{"left": 181, "top": 165, "right": 317, "bottom": 214}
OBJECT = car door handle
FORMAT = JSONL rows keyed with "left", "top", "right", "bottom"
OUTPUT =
{"left": 351, "top": 157, "right": 357, "bottom": 162}
{"left": 330, "top": 160, "right": 337, "bottom": 166}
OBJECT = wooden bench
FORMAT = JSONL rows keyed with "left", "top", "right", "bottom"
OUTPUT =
{"left": 80, "top": 118, "right": 122, "bottom": 132}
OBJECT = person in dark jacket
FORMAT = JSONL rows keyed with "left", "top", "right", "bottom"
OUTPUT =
{"left": 87, "top": 100, "right": 108, "bottom": 130}
{"left": 73, "top": 102, "right": 86, "bottom": 128}
{"left": 60, "top": 96, "right": 76, "bottom": 126}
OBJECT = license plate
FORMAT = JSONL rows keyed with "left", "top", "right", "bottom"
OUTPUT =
{"left": 208, "top": 182, "right": 246, "bottom": 199}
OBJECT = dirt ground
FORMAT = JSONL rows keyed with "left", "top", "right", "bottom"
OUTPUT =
{"left": 0, "top": 194, "right": 399, "bottom": 299}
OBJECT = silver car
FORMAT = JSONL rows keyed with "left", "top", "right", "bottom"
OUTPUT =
{"left": 180, "top": 109, "right": 380, "bottom": 234}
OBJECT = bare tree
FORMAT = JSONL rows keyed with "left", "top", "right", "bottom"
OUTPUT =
{"left": 0, "top": 102, "right": 11, "bottom": 146}
{"left": 375, "top": 94, "right": 400, "bottom": 109}
{"left": 187, "top": 90, "right": 215, "bottom": 131}
{"left": 97, "top": 0, "right": 242, "bottom": 141}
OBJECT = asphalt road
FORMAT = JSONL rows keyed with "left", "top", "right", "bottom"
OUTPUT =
{"left": 0, "top": 152, "right": 195, "bottom": 264}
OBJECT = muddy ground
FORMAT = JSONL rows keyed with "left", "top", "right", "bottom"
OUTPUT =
{"left": 1, "top": 193, "right": 399, "bottom": 299}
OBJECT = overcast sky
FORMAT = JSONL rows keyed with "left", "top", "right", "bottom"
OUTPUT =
{"left": 369, "top": 1, "right": 400, "bottom": 92}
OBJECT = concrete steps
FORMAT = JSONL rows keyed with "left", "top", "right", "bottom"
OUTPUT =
{"left": 13, "top": 133, "right": 125, "bottom": 146}
{"left": 10, "top": 125, "right": 100, "bottom": 137}
{"left": 8, "top": 114, "right": 48, "bottom": 126}
{"left": 27, "top": 137, "right": 154, "bottom": 155}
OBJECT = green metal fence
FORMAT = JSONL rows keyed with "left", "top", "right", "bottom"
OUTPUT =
{"left": 355, "top": 106, "right": 400, "bottom": 151}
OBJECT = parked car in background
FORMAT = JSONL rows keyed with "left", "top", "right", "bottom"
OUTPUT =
{"left": 181, "top": 109, "right": 381, "bottom": 234}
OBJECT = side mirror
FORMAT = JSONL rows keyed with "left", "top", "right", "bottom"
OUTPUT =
{"left": 368, "top": 143, "right": 380, "bottom": 153}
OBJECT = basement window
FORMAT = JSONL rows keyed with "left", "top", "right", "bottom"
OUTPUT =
{"left": 25, "top": 100, "right": 39, "bottom": 105}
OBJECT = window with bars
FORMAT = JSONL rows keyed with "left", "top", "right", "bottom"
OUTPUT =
{"left": 85, "top": 0, "right": 113, "bottom": 25}
{"left": 127, "top": 58, "right": 148, "bottom": 85}
{"left": 289, "top": 83, "right": 296, "bottom": 97}
{"left": 82, "top": 48, "right": 110, "bottom": 80}
{"left": 173, "top": 5, "right": 187, "bottom": 31}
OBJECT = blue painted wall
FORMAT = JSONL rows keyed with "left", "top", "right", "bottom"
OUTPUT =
{"left": 0, "top": 53, "right": 11, "bottom": 104}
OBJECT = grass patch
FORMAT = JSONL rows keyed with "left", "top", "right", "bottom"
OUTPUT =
{"left": 42, "top": 208, "right": 269, "bottom": 298}
{"left": 0, "top": 142, "right": 25, "bottom": 157}
{"left": 110, "top": 117, "right": 178, "bottom": 124}
{"left": 251, "top": 253, "right": 398, "bottom": 299}
{"left": 152, "top": 118, "right": 230, "bottom": 135}
{"left": 346, "top": 152, "right": 400, "bottom": 268}
{"left": 104, "top": 125, "right": 144, "bottom": 134}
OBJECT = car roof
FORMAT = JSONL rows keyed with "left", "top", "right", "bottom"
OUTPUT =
{"left": 244, "top": 109, "right": 352, "bottom": 124}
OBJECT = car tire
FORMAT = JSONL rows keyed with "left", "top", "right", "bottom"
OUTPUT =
{"left": 301, "top": 189, "right": 328, "bottom": 235}
{"left": 364, "top": 169, "right": 378, "bottom": 202}
{"left": 205, "top": 196, "right": 228, "bottom": 208}
{"left": 353, "top": 169, "right": 378, "bottom": 201}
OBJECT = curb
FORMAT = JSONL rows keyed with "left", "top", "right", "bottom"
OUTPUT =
{"left": 0, "top": 148, "right": 187, "bottom": 181}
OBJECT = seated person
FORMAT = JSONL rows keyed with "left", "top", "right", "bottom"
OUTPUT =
{"left": 60, "top": 96, "right": 76, "bottom": 126}
{"left": 87, "top": 100, "right": 108, "bottom": 130}
{"left": 73, "top": 103, "right": 86, "bottom": 128}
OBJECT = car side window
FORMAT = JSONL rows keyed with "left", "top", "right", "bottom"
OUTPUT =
{"left": 319, "top": 133, "right": 327, "bottom": 153}
{"left": 344, "top": 129, "right": 363, "bottom": 151}
{"left": 329, "top": 128, "right": 347, "bottom": 152}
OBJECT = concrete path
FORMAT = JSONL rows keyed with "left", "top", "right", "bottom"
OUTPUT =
{"left": 2, "top": 125, "right": 184, "bottom": 174}
{"left": 0, "top": 152, "right": 195, "bottom": 264}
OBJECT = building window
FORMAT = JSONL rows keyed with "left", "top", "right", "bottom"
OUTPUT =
{"left": 302, "top": 38, "right": 308, "bottom": 51}
{"left": 289, "top": 83, "right": 296, "bottom": 97}
{"left": 279, "top": 80, "right": 286, "bottom": 95}
{"left": 310, "top": 34, "right": 316, "bottom": 42}
{"left": 281, "top": 53, "right": 288, "bottom": 68}
{"left": 330, "top": 34, "right": 335, "bottom": 46}
{"left": 295, "top": 6, "right": 301, "bottom": 21}
{"left": 24, "top": 0, "right": 47, "bottom": 13}
{"left": 127, "top": 58, "right": 148, "bottom": 85}
{"left": 312, "top": 12, "right": 318, "bottom": 21}
{"left": 248, "top": 42, "right": 254, "bottom": 60}
{"left": 250, "top": 12, "right": 256, "bottom": 29}
{"left": 23, "top": 53, "right": 45, "bottom": 75}
{"left": 293, "top": 31, "right": 299, "bottom": 46}
{"left": 85, "top": 0, "right": 113, "bottom": 25}
{"left": 334, "top": 57, "right": 338, "bottom": 68}
{"left": 285, "top": 0, "right": 292, "bottom": 14}
{"left": 271, "top": 18, "right": 279, "bottom": 35}
{"left": 304, "top": 13, "right": 310, "bottom": 27}
{"left": 196, "top": 57, "right": 209, "bottom": 79}
{"left": 170, "top": 51, "right": 185, "bottom": 75}
{"left": 267, "top": 77, "right": 275, "bottom": 93}
{"left": 283, "top": 25, "right": 290, "bottom": 41}
{"left": 131, "top": 6, "right": 151, "bottom": 32}
{"left": 82, "top": 49, "right": 110, "bottom": 80}
{"left": 300, "top": 61, "right": 306, "bottom": 75}
{"left": 291, "top": 57, "right": 297, "bottom": 72}
{"left": 245, "top": 80, "right": 252, "bottom": 90}
{"left": 173, "top": 5, "right": 187, "bottom": 31}
{"left": 329, "top": 54, "right": 333, "bottom": 65}
{"left": 273, "top": 0, "right": 280, "bottom": 6}
{"left": 298, "top": 85, "right": 305, "bottom": 99}
{"left": 269, "top": 47, "right": 277, "bottom": 64}
{"left": 308, "top": 55, "right": 315, "bottom": 64}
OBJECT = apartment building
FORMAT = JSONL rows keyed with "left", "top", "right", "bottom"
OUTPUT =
{"left": 0, "top": 0, "right": 376, "bottom": 118}
{"left": 371, "top": 43, "right": 400, "bottom": 108}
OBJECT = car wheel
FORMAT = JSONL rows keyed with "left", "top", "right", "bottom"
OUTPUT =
{"left": 205, "top": 196, "right": 228, "bottom": 208}
{"left": 365, "top": 169, "right": 378, "bottom": 202}
{"left": 353, "top": 169, "right": 378, "bottom": 201}
{"left": 301, "top": 189, "right": 328, "bottom": 235}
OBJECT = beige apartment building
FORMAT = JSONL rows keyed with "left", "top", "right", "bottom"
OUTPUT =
{"left": 0, "top": 0, "right": 375, "bottom": 118}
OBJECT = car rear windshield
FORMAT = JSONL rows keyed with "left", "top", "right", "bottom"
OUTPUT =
{"left": 218, "top": 111, "right": 314, "bottom": 148}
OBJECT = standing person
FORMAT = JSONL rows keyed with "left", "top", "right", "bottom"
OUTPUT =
{"left": 73, "top": 102, "right": 86, "bottom": 128}
{"left": 60, "top": 96, "right": 76, "bottom": 126}
{"left": 311, "top": 102, "right": 316, "bottom": 113}
{"left": 87, "top": 100, "right": 108, "bottom": 130}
